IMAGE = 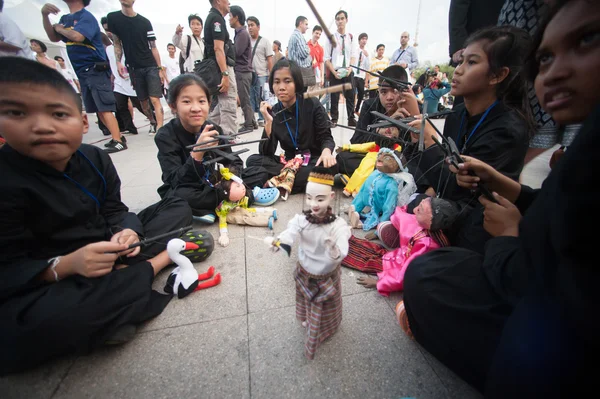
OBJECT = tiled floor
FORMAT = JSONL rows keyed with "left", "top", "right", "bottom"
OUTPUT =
{"left": 1, "top": 104, "right": 551, "bottom": 399}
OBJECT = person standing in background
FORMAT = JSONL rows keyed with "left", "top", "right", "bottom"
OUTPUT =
{"left": 54, "top": 55, "right": 80, "bottom": 93}
{"left": 0, "top": 0, "right": 34, "bottom": 59}
{"left": 287, "top": 16, "right": 314, "bottom": 91}
{"left": 172, "top": 14, "right": 204, "bottom": 74}
{"left": 272, "top": 40, "right": 284, "bottom": 64}
{"left": 247, "top": 16, "right": 273, "bottom": 127}
{"left": 229, "top": 5, "right": 254, "bottom": 134}
{"left": 367, "top": 44, "right": 389, "bottom": 99}
{"left": 353, "top": 32, "right": 370, "bottom": 116}
{"left": 30, "top": 39, "right": 60, "bottom": 70}
{"left": 390, "top": 32, "right": 418, "bottom": 75}
{"left": 163, "top": 43, "right": 180, "bottom": 98}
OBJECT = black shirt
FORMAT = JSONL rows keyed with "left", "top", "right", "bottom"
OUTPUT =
{"left": 107, "top": 11, "right": 157, "bottom": 69}
{"left": 350, "top": 97, "right": 404, "bottom": 148}
{"left": 203, "top": 7, "right": 229, "bottom": 59}
{"left": 0, "top": 144, "right": 142, "bottom": 300}
{"left": 259, "top": 96, "right": 335, "bottom": 160}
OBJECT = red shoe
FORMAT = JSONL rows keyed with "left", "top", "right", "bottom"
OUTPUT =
{"left": 377, "top": 221, "right": 400, "bottom": 248}
{"left": 395, "top": 300, "right": 413, "bottom": 339}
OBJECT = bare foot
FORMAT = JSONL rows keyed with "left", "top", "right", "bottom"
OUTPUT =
{"left": 301, "top": 321, "right": 308, "bottom": 328}
{"left": 356, "top": 276, "right": 378, "bottom": 288}
{"left": 349, "top": 209, "right": 363, "bottom": 229}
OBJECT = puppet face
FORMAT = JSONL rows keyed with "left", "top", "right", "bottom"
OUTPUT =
{"left": 414, "top": 197, "right": 434, "bottom": 229}
{"left": 376, "top": 126, "right": 400, "bottom": 139}
{"left": 228, "top": 181, "right": 246, "bottom": 202}
{"left": 375, "top": 152, "right": 401, "bottom": 174}
{"left": 305, "top": 181, "right": 334, "bottom": 218}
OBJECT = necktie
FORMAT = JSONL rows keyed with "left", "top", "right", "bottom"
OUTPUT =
{"left": 341, "top": 35, "right": 346, "bottom": 68}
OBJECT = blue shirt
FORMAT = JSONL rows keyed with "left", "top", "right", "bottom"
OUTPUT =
{"left": 287, "top": 29, "right": 311, "bottom": 68}
{"left": 423, "top": 82, "right": 451, "bottom": 114}
{"left": 390, "top": 46, "right": 419, "bottom": 71}
{"left": 59, "top": 9, "right": 106, "bottom": 73}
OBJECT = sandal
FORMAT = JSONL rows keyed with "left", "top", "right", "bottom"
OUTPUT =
{"left": 395, "top": 301, "right": 413, "bottom": 339}
{"left": 252, "top": 187, "right": 280, "bottom": 206}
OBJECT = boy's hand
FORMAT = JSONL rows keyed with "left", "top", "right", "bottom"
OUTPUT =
{"left": 480, "top": 193, "right": 521, "bottom": 237}
{"left": 110, "top": 228, "right": 140, "bottom": 257}
{"left": 450, "top": 155, "right": 495, "bottom": 190}
{"left": 65, "top": 242, "right": 128, "bottom": 278}
{"left": 191, "top": 124, "right": 218, "bottom": 161}
{"left": 41, "top": 3, "right": 60, "bottom": 16}
{"left": 259, "top": 101, "right": 274, "bottom": 125}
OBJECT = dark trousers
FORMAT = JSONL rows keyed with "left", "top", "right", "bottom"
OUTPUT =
{"left": 115, "top": 92, "right": 144, "bottom": 134}
{"left": 336, "top": 150, "right": 365, "bottom": 177}
{"left": 246, "top": 154, "right": 338, "bottom": 194}
{"left": 0, "top": 196, "right": 192, "bottom": 375}
{"left": 353, "top": 76, "right": 365, "bottom": 113}
{"left": 328, "top": 73, "right": 355, "bottom": 123}
{"left": 236, "top": 71, "right": 254, "bottom": 129}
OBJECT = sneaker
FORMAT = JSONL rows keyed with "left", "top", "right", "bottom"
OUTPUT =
{"left": 104, "top": 324, "right": 137, "bottom": 345}
{"left": 149, "top": 124, "right": 157, "bottom": 136}
{"left": 395, "top": 301, "right": 413, "bottom": 339}
{"left": 104, "top": 135, "right": 127, "bottom": 147}
{"left": 252, "top": 120, "right": 259, "bottom": 129}
{"left": 104, "top": 139, "right": 127, "bottom": 153}
{"left": 377, "top": 221, "right": 400, "bottom": 248}
{"left": 252, "top": 186, "right": 280, "bottom": 206}
{"left": 238, "top": 126, "right": 253, "bottom": 134}
{"left": 348, "top": 118, "right": 357, "bottom": 127}
{"left": 258, "top": 120, "right": 265, "bottom": 127}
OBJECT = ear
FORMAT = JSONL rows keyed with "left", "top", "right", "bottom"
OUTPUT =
{"left": 81, "top": 112, "right": 89, "bottom": 135}
{"left": 169, "top": 103, "right": 177, "bottom": 116}
{"left": 489, "top": 66, "right": 510, "bottom": 86}
{"left": 329, "top": 190, "right": 335, "bottom": 201}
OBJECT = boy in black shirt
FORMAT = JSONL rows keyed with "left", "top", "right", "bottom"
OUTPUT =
{"left": 0, "top": 58, "right": 192, "bottom": 374}
{"left": 107, "top": 0, "right": 165, "bottom": 134}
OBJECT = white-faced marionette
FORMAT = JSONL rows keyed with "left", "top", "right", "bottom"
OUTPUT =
{"left": 264, "top": 167, "right": 351, "bottom": 359}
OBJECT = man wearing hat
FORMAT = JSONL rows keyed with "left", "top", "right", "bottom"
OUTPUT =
{"left": 336, "top": 65, "right": 412, "bottom": 177}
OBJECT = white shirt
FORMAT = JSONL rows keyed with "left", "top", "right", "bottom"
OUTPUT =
{"left": 0, "top": 13, "right": 34, "bottom": 59}
{"left": 105, "top": 44, "right": 136, "bottom": 97}
{"left": 163, "top": 55, "right": 180, "bottom": 88}
{"left": 323, "top": 31, "right": 359, "bottom": 70}
{"left": 59, "top": 67, "right": 79, "bottom": 93}
{"left": 354, "top": 48, "right": 371, "bottom": 79}
{"left": 278, "top": 215, "right": 351, "bottom": 275}
{"left": 172, "top": 34, "right": 204, "bottom": 73}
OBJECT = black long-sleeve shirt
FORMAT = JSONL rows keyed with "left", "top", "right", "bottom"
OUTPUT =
{"left": 0, "top": 144, "right": 141, "bottom": 300}
{"left": 155, "top": 118, "right": 243, "bottom": 197}
{"left": 448, "top": 0, "right": 505, "bottom": 58}
{"left": 259, "top": 96, "right": 335, "bottom": 160}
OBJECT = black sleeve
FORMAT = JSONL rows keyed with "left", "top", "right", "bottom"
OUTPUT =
{"left": 351, "top": 100, "right": 376, "bottom": 144}
{"left": 514, "top": 185, "right": 539, "bottom": 214}
{"left": 259, "top": 127, "right": 278, "bottom": 156}
{"left": 312, "top": 99, "right": 335, "bottom": 152}
{"left": 155, "top": 128, "right": 207, "bottom": 189}
{"left": 449, "top": 0, "right": 471, "bottom": 57}
{"left": 106, "top": 13, "right": 119, "bottom": 38}
{"left": 96, "top": 150, "right": 144, "bottom": 236}
{"left": 211, "top": 17, "right": 227, "bottom": 43}
{"left": 468, "top": 125, "right": 527, "bottom": 180}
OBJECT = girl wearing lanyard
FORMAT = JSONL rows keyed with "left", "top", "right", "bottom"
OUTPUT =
{"left": 408, "top": 25, "right": 535, "bottom": 202}
{"left": 247, "top": 60, "right": 337, "bottom": 193}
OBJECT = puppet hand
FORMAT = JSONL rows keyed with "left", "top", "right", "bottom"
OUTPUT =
{"left": 356, "top": 275, "right": 378, "bottom": 288}
{"left": 67, "top": 241, "right": 128, "bottom": 278}
{"left": 452, "top": 155, "right": 494, "bottom": 189}
{"left": 110, "top": 228, "right": 141, "bottom": 257}
{"left": 218, "top": 233, "right": 230, "bottom": 247}
{"left": 480, "top": 193, "right": 521, "bottom": 237}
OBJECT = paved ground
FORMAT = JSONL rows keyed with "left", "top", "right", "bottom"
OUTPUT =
{"left": 0, "top": 104, "right": 551, "bottom": 399}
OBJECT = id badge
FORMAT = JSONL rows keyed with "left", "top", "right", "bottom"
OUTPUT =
{"left": 301, "top": 150, "right": 311, "bottom": 166}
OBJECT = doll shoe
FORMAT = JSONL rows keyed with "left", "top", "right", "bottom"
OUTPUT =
{"left": 395, "top": 301, "right": 413, "bottom": 339}
{"left": 193, "top": 213, "right": 216, "bottom": 224}
{"left": 272, "top": 209, "right": 278, "bottom": 220}
{"left": 252, "top": 187, "right": 280, "bottom": 206}
{"left": 268, "top": 216, "right": 274, "bottom": 230}
{"left": 377, "top": 221, "right": 400, "bottom": 249}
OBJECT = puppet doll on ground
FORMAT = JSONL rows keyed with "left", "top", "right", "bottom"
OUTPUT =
{"left": 265, "top": 167, "right": 352, "bottom": 360}
{"left": 164, "top": 231, "right": 221, "bottom": 299}
{"left": 266, "top": 154, "right": 304, "bottom": 201}
{"left": 215, "top": 168, "right": 278, "bottom": 247}
{"left": 348, "top": 148, "right": 416, "bottom": 231}
{"left": 356, "top": 194, "right": 457, "bottom": 296}
{"left": 336, "top": 127, "right": 402, "bottom": 198}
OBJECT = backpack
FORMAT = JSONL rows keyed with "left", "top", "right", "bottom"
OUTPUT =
{"left": 179, "top": 35, "right": 192, "bottom": 74}
{"left": 326, "top": 33, "right": 353, "bottom": 80}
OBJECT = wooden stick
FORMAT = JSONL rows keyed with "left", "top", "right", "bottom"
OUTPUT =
{"left": 303, "top": 83, "right": 352, "bottom": 98}
{"left": 306, "top": 0, "right": 336, "bottom": 48}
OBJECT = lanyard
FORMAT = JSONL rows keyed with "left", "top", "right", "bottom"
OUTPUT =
{"left": 456, "top": 100, "right": 498, "bottom": 151}
{"left": 283, "top": 100, "right": 300, "bottom": 150}
{"left": 63, "top": 150, "right": 107, "bottom": 209}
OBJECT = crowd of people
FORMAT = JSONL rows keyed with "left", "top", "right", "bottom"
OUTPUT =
{"left": 0, "top": 0, "right": 598, "bottom": 397}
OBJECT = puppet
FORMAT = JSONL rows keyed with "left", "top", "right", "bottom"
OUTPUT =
{"left": 348, "top": 147, "right": 416, "bottom": 231}
{"left": 336, "top": 127, "right": 402, "bottom": 197}
{"left": 164, "top": 238, "right": 221, "bottom": 299}
{"left": 266, "top": 153, "right": 304, "bottom": 201}
{"left": 215, "top": 168, "right": 278, "bottom": 247}
{"left": 356, "top": 195, "right": 457, "bottom": 296}
{"left": 265, "top": 167, "right": 351, "bottom": 359}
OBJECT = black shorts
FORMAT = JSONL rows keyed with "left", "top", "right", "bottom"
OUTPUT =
{"left": 131, "top": 66, "right": 163, "bottom": 100}
{"left": 77, "top": 68, "right": 116, "bottom": 113}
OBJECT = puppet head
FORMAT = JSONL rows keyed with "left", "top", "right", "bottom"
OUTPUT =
{"left": 411, "top": 195, "right": 458, "bottom": 231}
{"left": 375, "top": 147, "right": 403, "bottom": 174}
{"left": 376, "top": 126, "right": 400, "bottom": 140}
{"left": 304, "top": 167, "right": 335, "bottom": 220}
{"left": 217, "top": 168, "right": 246, "bottom": 202}
{"left": 374, "top": 147, "right": 417, "bottom": 207}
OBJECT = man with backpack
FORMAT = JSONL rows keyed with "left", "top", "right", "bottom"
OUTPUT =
{"left": 173, "top": 14, "right": 204, "bottom": 74}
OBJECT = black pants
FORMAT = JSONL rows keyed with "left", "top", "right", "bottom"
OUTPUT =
{"left": 115, "top": 92, "right": 144, "bottom": 134}
{"left": 336, "top": 150, "right": 365, "bottom": 177}
{"left": 246, "top": 154, "right": 338, "bottom": 194}
{"left": 0, "top": 196, "right": 192, "bottom": 375}
{"left": 353, "top": 76, "right": 365, "bottom": 113}
{"left": 328, "top": 73, "right": 355, "bottom": 123}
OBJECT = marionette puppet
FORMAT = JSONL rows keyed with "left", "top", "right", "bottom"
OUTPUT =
{"left": 215, "top": 168, "right": 277, "bottom": 247}
{"left": 336, "top": 127, "right": 402, "bottom": 198}
{"left": 264, "top": 167, "right": 352, "bottom": 360}
{"left": 266, "top": 153, "right": 304, "bottom": 201}
{"left": 356, "top": 194, "right": 457, "bottom": 296}
{"left": 348, "top": 147, "right": 416, "bottom": 231}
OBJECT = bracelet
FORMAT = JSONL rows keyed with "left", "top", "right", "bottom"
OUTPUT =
{"left": 48, "top": 256, "right": 61, "bottom": 282}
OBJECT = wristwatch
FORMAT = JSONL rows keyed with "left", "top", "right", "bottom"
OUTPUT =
{"left": 221, "top": 70, "right": 230, "bottom": 76}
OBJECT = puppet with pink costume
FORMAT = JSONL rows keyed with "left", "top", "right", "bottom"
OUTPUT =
{"left": 357, "top": 194, "right": 458, "bottom": 296}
